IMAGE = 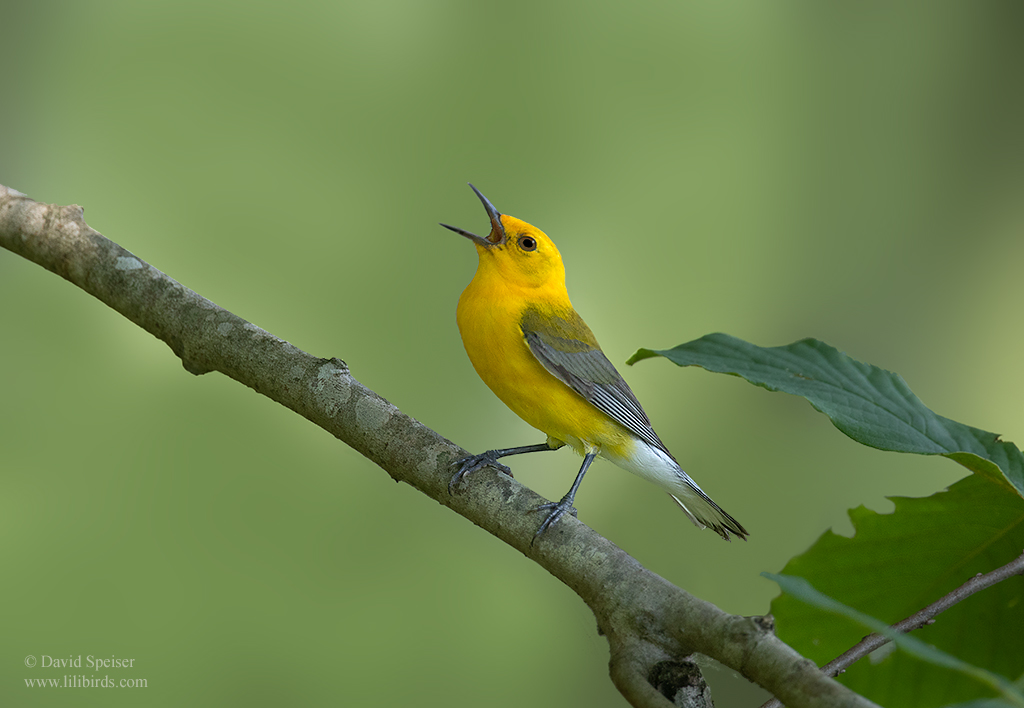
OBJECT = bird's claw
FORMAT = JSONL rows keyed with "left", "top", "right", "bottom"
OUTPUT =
{"left": 448, "top": 451, "right": 513, "bottom": 495}
{"left": 530, "top": 497, "right": 578, "bottom": 544}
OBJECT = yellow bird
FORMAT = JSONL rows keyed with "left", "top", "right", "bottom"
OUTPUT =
{"left": 441, "top": 185, "right": 747, "bottom": 542}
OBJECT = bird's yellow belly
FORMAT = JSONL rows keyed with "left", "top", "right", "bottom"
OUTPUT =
{"left": 457, "top": 282, "right": 630, "bottom": 456}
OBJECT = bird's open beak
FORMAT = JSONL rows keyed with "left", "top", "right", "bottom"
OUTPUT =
{"left": 439, "top": 183, "right": 507, "bottom": 246}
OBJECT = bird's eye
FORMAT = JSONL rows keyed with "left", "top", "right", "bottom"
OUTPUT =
{"left": 518, "top": 235, "right": 537, "bottom": 252}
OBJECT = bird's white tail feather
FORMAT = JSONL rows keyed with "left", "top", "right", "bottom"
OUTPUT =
{"left": 602, "top": 439, "right": 748, "bottom": 541}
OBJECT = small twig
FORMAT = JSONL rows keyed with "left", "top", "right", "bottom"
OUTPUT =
{"left": 759, "top": 550, "right": 1024, "bottom": 708}
{"left": 821, "top": 550, "right": 1024, "bottom": 678}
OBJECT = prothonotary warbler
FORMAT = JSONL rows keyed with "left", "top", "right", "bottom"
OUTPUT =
{"left": 441, "top": 185, "right": 747, "bottom": 542}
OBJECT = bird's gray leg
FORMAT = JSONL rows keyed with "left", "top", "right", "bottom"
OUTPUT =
{"left": 449, "top": 442, "right": 560, "bottom": 494}
{"left": 531, "top": 451, "right": 596, "bottom": 543}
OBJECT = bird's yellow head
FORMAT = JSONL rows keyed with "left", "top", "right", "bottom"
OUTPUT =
{"left": 441, "top": 184, "right": 565, "bottom": 291}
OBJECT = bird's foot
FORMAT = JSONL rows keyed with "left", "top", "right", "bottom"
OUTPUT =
{"left": 530, "top": 495, "right": 578, "bottom": 544}
{"left": 448, "top": 450, "right": 513, "bottom": 494}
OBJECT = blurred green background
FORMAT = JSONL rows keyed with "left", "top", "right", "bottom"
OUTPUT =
{"left": 2, "top": 2, "right": 1023, "bottom": 706}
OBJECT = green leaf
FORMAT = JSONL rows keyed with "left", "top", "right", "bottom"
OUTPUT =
{"left": 770, "top": 474, "right": 1024, "bottom": 708}
{"left": 628, "top": 334, "right": 1024, "bottom": 496}
{"left": 765, "top": 573, "right": 1024, "bottom": 707}
{"left": 633, "top": 334, "right": 1024, "bottom": 705}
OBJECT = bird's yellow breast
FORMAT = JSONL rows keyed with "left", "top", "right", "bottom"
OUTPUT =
{"left": 456, "top": 264, "right": 630, "bottom": 456}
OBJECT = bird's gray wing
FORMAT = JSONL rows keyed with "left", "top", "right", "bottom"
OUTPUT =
{"left": 520, "top": 308, "right": 671, "bottom": 456}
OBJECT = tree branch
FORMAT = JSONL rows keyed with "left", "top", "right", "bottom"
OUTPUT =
{"left": 0, "top": 184, "right": 879, "bottom": 708}
{"left": 759, "top": 550, "right": 1024, "bottom": 708}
